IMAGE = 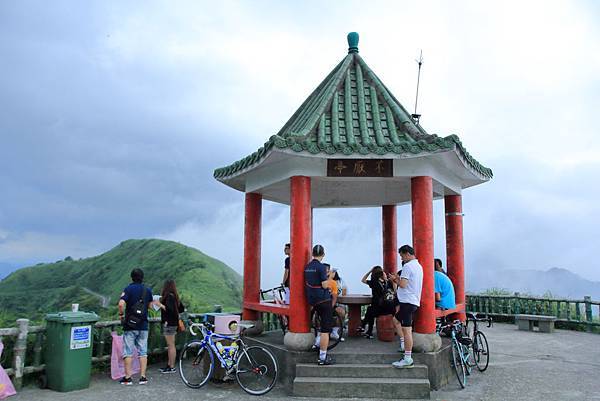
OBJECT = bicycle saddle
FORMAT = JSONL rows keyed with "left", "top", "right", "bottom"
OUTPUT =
{"left": 238, "top": 323, "right": 255, "bottom": 330}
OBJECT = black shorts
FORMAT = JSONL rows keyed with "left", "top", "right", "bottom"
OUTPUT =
{"left": 394, "top": 303, "right": 419, "bottom": 327}
{"left": 313, "top": 301, "right": 333, "bottom": 334}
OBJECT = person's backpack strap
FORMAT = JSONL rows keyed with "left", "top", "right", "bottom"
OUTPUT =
{"left": 140, "top": 285, "right": 147, "bottom": 303}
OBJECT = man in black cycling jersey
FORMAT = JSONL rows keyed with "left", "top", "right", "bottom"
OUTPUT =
{"left": 304, "top": 244, "right": 334, "bottom": 365}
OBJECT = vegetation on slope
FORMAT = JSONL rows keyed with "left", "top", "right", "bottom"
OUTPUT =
{"left": 0, "top": 239, "right": 242, "bottom": 326}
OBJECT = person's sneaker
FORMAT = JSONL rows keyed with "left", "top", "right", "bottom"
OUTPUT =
{"left": 138, "top": 376, "right": 148, "bottom": 385}
{"left": 363, "top": 333, "right": 374, "bottom": 339}
{"left": 317, "top": 356, "right": 335, "bottom": 366}
{"left": 159, "top": 366, "right": 176, "bottom": 374}
{"left": 311, "top": 345, "right": 318, "bottom": 351}
{"left": 119, "top": 376, "right": 133, "bottom": 386}
{"left": 392, "top": 358, "right": 414, "bottom": 369}
{"left": 339, "top": 337, "right": 345, "bottom": 342}
{"left": 356, "top": 327, "right": 365, "bottom": 333}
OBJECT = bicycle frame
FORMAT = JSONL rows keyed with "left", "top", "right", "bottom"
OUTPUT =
{"left": 451, "top": 329, "right": 472, "bottom": 371}
{"left": 193, "top": 324, "right": 244, "bottom": 370}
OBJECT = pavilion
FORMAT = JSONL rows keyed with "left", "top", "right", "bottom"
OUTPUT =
{"left": 214, "top": 33, "right": 492, "bottom": 351}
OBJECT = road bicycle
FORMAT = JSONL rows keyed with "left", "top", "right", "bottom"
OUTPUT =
{"left": 310, "top": 305, "right": 345, "bottom": 350}
{"left": 259, "top": 285, "right": 288, "bottom": 335}
{"left": 466, "top": 313, "right": 492, "bottom": 372}
{"left": 179, "top": 321, "right": 279, "bottom": 395}
{"left": 439, "top": 319, "right": 474, "bottom": 389}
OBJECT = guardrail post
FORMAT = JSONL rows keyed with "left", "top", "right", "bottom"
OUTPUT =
{"left": 584, "top": 296, "right": 593, "bottom": 332}
{"left": 12, "top": 318, "right": 29, "bottom": 390}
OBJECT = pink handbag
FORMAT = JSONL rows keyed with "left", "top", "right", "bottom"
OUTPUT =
{"left": 0, "top": 341, "right": 16, "bottom": 399}
{"left": 110, "top": 332, "right": 140, "bottom": 380}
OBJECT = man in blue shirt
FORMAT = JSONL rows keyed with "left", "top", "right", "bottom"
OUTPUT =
{"left": 304, "top": 244, "right": 334, "bottom": 365}
{"left": 434, "top": 259, "right": 456, "bottom": 310}
{"left": 118, "top": 268, "right": 156, "bottom": 385}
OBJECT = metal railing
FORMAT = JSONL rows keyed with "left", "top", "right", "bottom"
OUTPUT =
{"left": 466, "top": 294, "right": 600, "bottom": 332}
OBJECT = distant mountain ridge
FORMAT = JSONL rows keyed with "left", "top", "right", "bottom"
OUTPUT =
{"left": 0, "top": 239, "right": 242, "bottom": 324}
{"left": 468, "top": 267, "right": 600, "bottom": 299}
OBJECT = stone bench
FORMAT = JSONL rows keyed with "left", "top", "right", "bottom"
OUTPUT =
{"left": 515, "top": 314, "right": 556, "bottom": 333}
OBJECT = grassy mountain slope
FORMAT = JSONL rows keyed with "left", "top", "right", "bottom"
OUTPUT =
{"left": 0, "top": 239, "right": 242, "bottom": 325}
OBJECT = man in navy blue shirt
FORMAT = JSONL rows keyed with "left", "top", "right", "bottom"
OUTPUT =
{"left": 118, "top": 268, "right": 155, "bottom": 385}
{"left": 304, "top": 244, "right": 334, "bottom": 365}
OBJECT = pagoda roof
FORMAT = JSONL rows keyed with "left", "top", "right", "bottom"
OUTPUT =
{"left": 214, "top": 33, "right": 492, "bottom": 199}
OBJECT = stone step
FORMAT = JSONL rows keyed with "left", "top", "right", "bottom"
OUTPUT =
{"left": 299, "top": 352, "right": 405, "bottom": 365}
{"left": 296, "top": 363, "right": 428, "bottom": 379}
{"left": 293, "top": 376, "right": 431, "bottom": 399}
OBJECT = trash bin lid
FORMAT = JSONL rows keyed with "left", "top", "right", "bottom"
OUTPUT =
{"left": 45, "top": 311, "right": 100, "bottom": 323}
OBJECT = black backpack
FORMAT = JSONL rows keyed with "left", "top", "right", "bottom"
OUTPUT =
{"left": 378, "top": 281, "right": 397, "bottom": 308}
{"left": 124, "top": 286, "right": 147, "bottom": 330}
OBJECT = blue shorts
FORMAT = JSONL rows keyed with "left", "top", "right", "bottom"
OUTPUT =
{"left": 123, "top": 330, "right": 148, "bottom": 358}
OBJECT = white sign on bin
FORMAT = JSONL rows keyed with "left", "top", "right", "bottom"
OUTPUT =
{"left": 70, "top": 325, "right": 92, "bottom": 350}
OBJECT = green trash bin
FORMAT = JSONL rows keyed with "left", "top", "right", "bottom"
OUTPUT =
{"left": 44, "top": 311, "right": 99, "bottom": 392}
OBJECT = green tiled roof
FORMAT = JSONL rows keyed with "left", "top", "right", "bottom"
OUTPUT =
{"left": 214, "top": 35, "right": 492, "bottom": 181}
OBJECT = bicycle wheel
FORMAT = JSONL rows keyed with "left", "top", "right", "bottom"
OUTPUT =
{"left": 473, "top": 331, "right": 490, "bottom": 372}
{"left": 451, "top": 339, "right": 466, "bottom": 389}
{"left": 329, "top": 311, "right": 344, "bottom": 350}
{"left": 179, "top": 342, "right": 214, "bottom": 388}
{"left": 235, "top": 345, "right": 278, "bottom": 395}
{"left": 311, "top": 309, "right": 342, "bottom": 350}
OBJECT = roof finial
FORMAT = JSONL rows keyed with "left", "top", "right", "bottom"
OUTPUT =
{"left": 347, "top": 32, "right": 359, "bottom": 54}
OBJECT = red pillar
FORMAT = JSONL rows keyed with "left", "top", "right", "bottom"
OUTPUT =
{"left": 382, "top": 205, "right": 397, "bottom": 275}
{"left": 289, "top": 176, "right": 312, "bottom": 333}
{"left": 242, "top": 193, "right": 261, "bottom": 321}
{"left": 445, "top": 194, "right": 466, "bottom": 321}
{"left": 411, "top": 176, "right": 436, "bottom": 334}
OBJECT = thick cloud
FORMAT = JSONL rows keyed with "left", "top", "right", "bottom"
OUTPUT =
{"left": 1, "top": 1, "right": 599, "bottom": 291}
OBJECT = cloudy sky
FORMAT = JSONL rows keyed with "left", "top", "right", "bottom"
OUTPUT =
{"left": 1, "top": 1, "right": 599, "bottom": 291}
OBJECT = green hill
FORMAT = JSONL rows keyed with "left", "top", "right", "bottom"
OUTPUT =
{"left": 0, "top": 239, "right": 242, "bottom": 325}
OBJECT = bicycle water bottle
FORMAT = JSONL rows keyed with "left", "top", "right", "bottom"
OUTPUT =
{"left": 222, "top": 346, "right": 234, "bottom": 368}
{"left": 215, "top": 341, "right": 225, "bottom": 355}
{"left": 229, "top": 343, "right": 239, "bottom": 359}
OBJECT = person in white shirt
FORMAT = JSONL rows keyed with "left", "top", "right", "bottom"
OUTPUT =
{"left": 389, "top": 245, "right": 423, "bottom": 369}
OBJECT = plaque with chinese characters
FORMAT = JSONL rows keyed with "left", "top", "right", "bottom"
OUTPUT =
{"left": 326, "top": 159, "right": 393, "bottom": 177}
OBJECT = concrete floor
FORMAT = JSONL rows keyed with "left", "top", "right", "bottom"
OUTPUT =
{"left": 13, "top": 323, "right": 600, "bottom": 401}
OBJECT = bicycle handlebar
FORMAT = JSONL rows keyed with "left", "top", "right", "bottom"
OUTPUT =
{"left": 189, "top": 322, "right": 214, "bottom": 336}
{"left": 438, "top": 319, "right": 463, "bottom": 332}
{"left": 467, "top": 313, "right": 493, "bottom": 328}
{"left": 260, "top": 285, "right": 285, "bottom": 294}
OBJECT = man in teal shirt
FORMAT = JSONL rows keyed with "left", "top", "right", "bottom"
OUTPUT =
{"left": 434, "top": 259, "right": 456, "bottom": 309}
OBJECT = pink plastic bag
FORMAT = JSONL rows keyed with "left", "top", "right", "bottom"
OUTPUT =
{"left": 110, "top": 332, "right": 140, "bottom": 380}
{"left": 0, "top": 341, "right": 17, "bottom": 399}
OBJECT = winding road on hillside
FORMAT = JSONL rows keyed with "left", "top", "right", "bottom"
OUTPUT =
{"left": 82, "top": 287, "right": 111, "bottom": 308}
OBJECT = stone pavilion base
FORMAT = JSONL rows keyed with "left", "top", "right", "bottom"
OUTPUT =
{"left": 245, "top": 329, "right": 453, "bottom": 394}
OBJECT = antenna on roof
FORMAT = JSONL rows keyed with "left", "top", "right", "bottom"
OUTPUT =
{"left": 412, "top": 50, "right": 423, "bottom": 125}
